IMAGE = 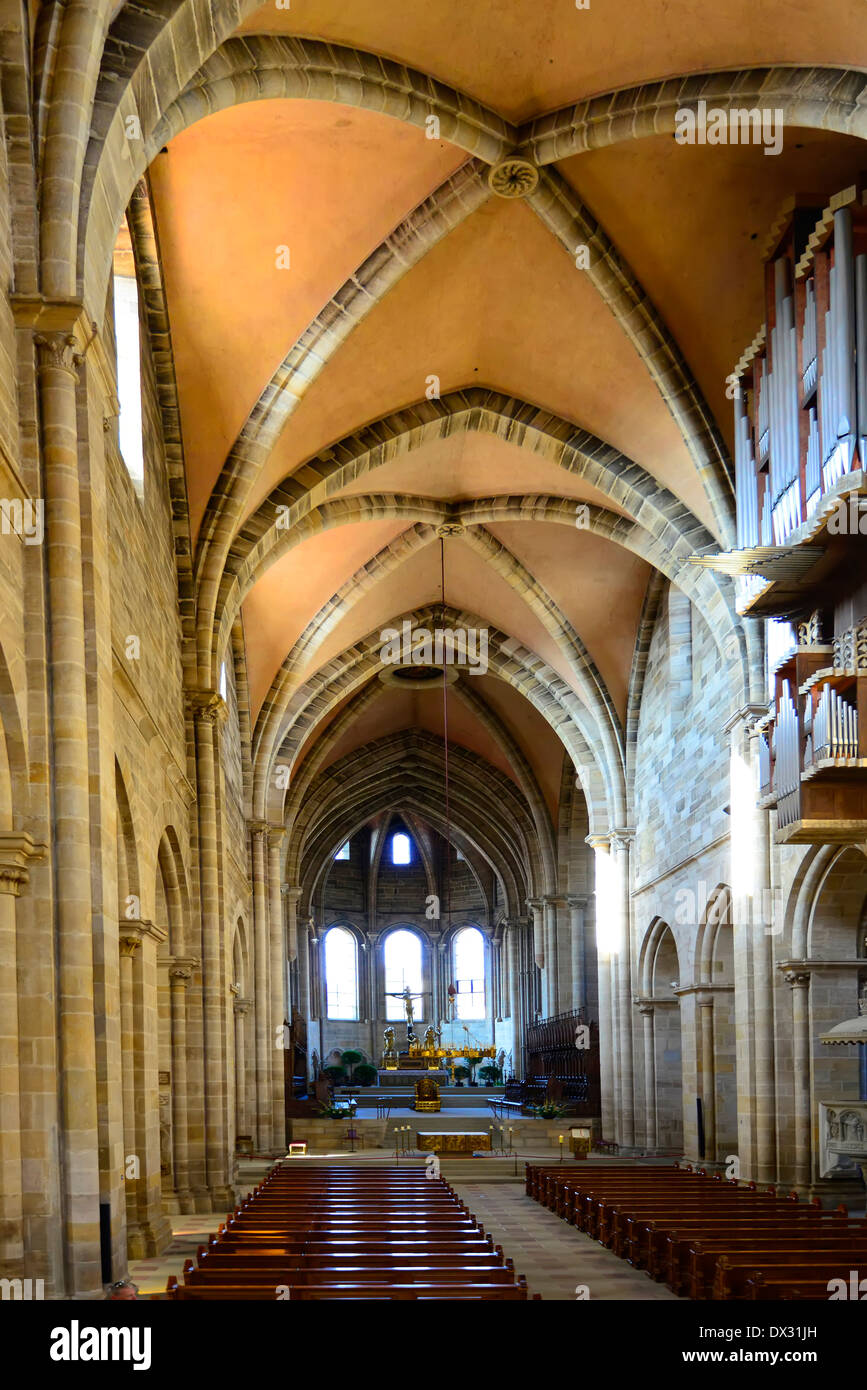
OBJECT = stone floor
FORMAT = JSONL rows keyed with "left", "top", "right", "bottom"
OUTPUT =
{"left": 447, "top": 1179, "right": 681, "bottom": 1301}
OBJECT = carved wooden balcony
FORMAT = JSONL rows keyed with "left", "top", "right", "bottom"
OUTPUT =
{"left": 759, "top": 622, "right": 867, "bottom": 842}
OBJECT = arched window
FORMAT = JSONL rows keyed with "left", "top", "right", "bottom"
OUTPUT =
{"left": 383, "top": 929, "right": 423, "bottom": 1020}
{"left": 324, "top": 927, "right": 358, "bottom": 1021}
{"left": 112, "top": 217, "right": 144, "bottom": 491}
{"left": 334, "top": 841, "right": 350, "bottom": 861}
{"left": 391, "top": 832, "right": 411, "bottom": 865}
{"left": 453, "top": 926, "right": 485, "bottom": 1019}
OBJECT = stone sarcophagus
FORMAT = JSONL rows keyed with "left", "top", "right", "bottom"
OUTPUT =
{"left": 818, "top": 1101, "right": 867, "bottom": 1178}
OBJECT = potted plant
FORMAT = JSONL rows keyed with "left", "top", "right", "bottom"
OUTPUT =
{"left": 453, "top": 1065, "right": 470, "bottom": 1088}
{"left": 323, "top": 1064, "right": 348, "bottom": 1087}
{"left": 533, "top": 1099, "right": 568, "bottom": 1120}
{"left": 478, "top": 1063, "right": 503, "bottom": 1086}
{"left": 354, "top": 1063, "right": 377, "bottom": 1087}
{"left": 340, "top": 1049, "right": 363, "bottom": 1084}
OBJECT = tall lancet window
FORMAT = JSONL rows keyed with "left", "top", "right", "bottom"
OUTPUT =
{"left": 324, "top": 926, "right": 358, "bottom": 1021}
{"left": 112, "top": 217, "right": 144, "bottom": 492}
{"left": 453, "top": 926, "right": 486, "bottom": 1019}
{"left": 383, "top": 929, "right": 423, "bottom": 1020}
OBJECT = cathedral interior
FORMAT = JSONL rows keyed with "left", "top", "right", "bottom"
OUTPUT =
{"left": 2, "top": 0, "right": 867, "bottom": 1319}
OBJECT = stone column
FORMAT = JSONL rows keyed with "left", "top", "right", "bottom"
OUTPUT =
{"left": 750, "top": 723, "right": 776, "bottom": 1185}
{"left": 284, "top": 885, "right": 301, "bottom": 966}
{"left": 610, "top": 830, "right": 635, "bottom": 1148}
{"left": 588, "top": 836, "right": 615, "bottom": 1141}
{"left": 268, "top": 827, "right": 286, "bottom": 1149}
{"left": 786, "top": 970, "right": 812, "bottom": 1189}
{"left": 541, "top": 896, "right": 560, "bottom": 1015}
{"left": 0, "top": 834, "right": 45, "bottom": 1271}
{"left": 567, "top": 895, "right": 588, "bottom": 1012}
{"left": 526, "top": 898, "right": 545, "bottom": 1016}
{"left": 118, "top": 933, "right": 142, "bottom": 1254}
{"left": 248, "top": 820, "right": 271, "bottom": 1151}
{"left": 727, "top": 704, "right": 776, "bottom": 1184}
{"left": 120, "top": 920, "right": 170, "bottom": 1255}
{"left": 168, "top": 959, "right": 197, "bottom": 1209}
{"left": 189, "top": 690, "right": 230, "bottom": 1206}
{"left": 297, "top": 916, "right": 311, "bottom": 1023}
{"left": 36, "top": 320, "right": 101, "bottom": 1294}
{"left": 697, "top": 990, "right": 716, "bottom": 1163}
{"left": 638, "top": 1002, "right": 657, "bottom": 1150}
{"left": 233, "top": 999, "right": 252, "bottom": 1140}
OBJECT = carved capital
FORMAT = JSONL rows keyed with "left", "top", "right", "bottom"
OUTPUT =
{"left": 248, "top": 819, "right": 269, "bottom": 842}
{"left": 283, "top": 884, "right": 302, "bottom": 901}
{"left": 234, "top": 997, "right": 252, "bottom": 1016}
{"left": 268, "top": 824, "right": 286, "bottom": 847}
{"left": 186, "top": 689, "right": 228, "bottom": 725}
{"left": 0, "top": 831, "right": 47, "bottom": 895}
{"left": 35, "top": 331, "right": 82, "bottom": 378}
{"left": 785, "top": 970, "right": 811, "bottom": 989}
{"left": 609, "top": 826, "right": 636, "bottom": 852}
{"left": 119, "top": 935, "right": 142, "bottom": 959}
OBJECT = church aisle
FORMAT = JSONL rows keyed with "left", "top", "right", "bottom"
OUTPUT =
{"left": 447, "top": 1180, "right": 681, "bottom": 1301}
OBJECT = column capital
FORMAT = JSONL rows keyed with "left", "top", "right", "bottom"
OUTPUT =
{"left": 119, "top": 934, "right": 142, "bottom": 959}
{"left": 609, "top": 826, "right": 636, "bottom": 851}
{"left": 168, "top": 955, "right": 199, "bottom": 984}
{"left": 268, "top": 824, "right": 286, "bottom": 846}
{"left": 566, "top": 893, "right": 590, "bottom": 909}
{"left": 234, "top": 997, "right": 252, "bottom": 1016}
{"left": 635, "top": 998, "right": 655, "bottom": 1016}
{"left": 0, "top": 831, "right": 47, "bottom": 895}
{"left": 525, "top": 897, "right": 543, "bottom": 912}
{"left": 722, "top": 702, "right": 769, "bottom": 737}
{"left": 248, "top": 818, "right": 270, "bottom": 840}
{"left": 540, "top": 894, "right": 566, "bottom": 908}
{"left": 283, "top": 884, "right": 302, "bottom": 901}
{"left": 119, "top": 918, "right": 167, "bottom": 948}
{"left": 784, "top": 970, "right": 811, "bottom": 989}
{"left": 12, "top": 297, "right": 96, "bottom": 377}
{"left": 186, "top": 688, "right": 228, "bottom": 725}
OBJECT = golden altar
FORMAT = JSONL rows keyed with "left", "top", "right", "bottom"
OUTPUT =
{"left": 381, "top": 1045, "right": 497, "bottom": 1074}
{"left": 416, "top": 1131, "right": 492, "bottom": 1154}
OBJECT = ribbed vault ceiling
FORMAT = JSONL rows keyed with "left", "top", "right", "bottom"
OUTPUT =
{"left": 121, "top": 0, "right": 866, "bottom": 887}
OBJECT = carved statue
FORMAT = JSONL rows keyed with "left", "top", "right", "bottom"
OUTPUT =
{"left": 385, "top": 985, "right": 420, "bottom": 1028}
{"left": 383, "top": 1025, "right": 396, "bottom": 1054}
{"left": 423, "top": 1025, "right": 438, "bottom": 1051}
{"left": 158, "top": 1093, "right": 172, "bottom": 1177}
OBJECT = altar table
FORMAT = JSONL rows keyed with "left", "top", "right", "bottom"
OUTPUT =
{"left": 416, "top": 1131, "right": 492, "bottom": 1154}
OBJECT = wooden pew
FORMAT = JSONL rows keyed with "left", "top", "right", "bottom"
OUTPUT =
{"left": 166, "top": 1161, "right": 538, "bottom": 1301}
{"left": 166, "top": 1278, "right": 535, "bottom": 1300}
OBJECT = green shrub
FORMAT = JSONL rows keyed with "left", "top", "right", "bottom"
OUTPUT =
{"left": 354, "top": 1063, "right": 377, "bottom": 1087}
{"left": 478, "top": 1064, "right": 503, "bottom": 1085}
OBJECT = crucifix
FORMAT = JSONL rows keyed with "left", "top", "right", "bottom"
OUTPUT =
{"left": 384, "top": 986, "right": 428, "bottom": 1044}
